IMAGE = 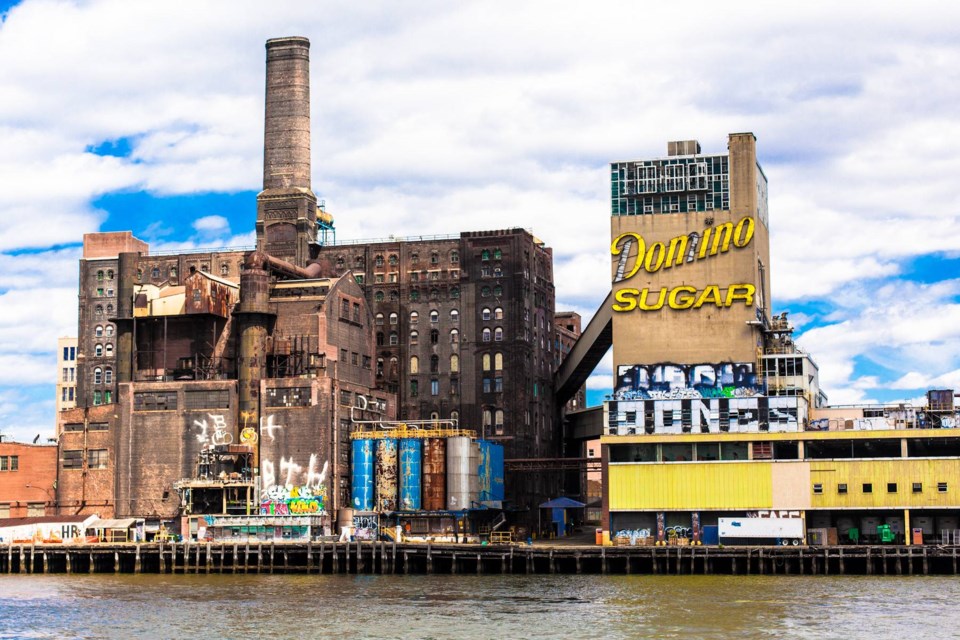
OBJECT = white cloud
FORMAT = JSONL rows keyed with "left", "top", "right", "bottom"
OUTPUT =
{"left": 193, "top": 215, "right": 230, "bottom": 233}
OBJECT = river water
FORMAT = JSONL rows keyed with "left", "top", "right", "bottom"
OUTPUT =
{"left": 0, "top": 574, "right": 953, "bottom": 639}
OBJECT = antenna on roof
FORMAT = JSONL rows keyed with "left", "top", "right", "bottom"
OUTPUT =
{"left": 33, "top": 434, "right": 40, "bottom": 443}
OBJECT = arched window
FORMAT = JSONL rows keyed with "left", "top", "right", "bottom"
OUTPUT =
{"left": 430, "top": 411, "right": 440, "bottom": 421}
{"left": 493, "top": 248, "right": 502, "bottom": 260}
{"left": 450, "top": 287, "right": 460, "bottom": 299}
{"left": 450, "top": 354, "right": 459, "bottom": 373}
{"left": 389, "top": 332, "right": 399, "bottom": 345}
{"left": 481, "top": 249, "right": 490, "bottom": 261}
{"left": 389, "top": 290, "right": 399, "bottom": 301}
{"left": 494, "top": 307, "right": 503, "bottom": 320}
{"left": 388, "top": 254, "right": 398, "bottom": 266}
{"left": 104, "top": 368, "right": 113, "bottom": 384}
{"left": 389, "top": 312, "right": 398, "bottom": 325}
{"left": 493, "top": 285, "right": 502, "bottom": 297}
{"left": 95, "top": 305, "right": 103, "bottom": 317}
{"left": 94, "top": 344, "right": 103, "bottom": 357}
{"left": 483, "top": 409, "right": 493, "bottom": 427}
{"left": 95, "top": 325, "right": 104, "bottom": 337}
{"left": 410, "top": 290, "right": 420, "bottom": 302}
{"left": 495, "top": 353, "right": 503, "bottom": 371}
{"left": 430, "top": 252, "right": 439, "bottom": 264}
{"left": 105, "top": 325, "right": 114, "bottom": 337}
{"left": 410, "top": 331, "right": 419, "bottom": 345}
{"left": 481, "top": 286, "right": 491, "bottom": 298}
{"left": 482, "top": 328, "right": 491, "bottom": 342}
{"left": 151, "top": 267, "right": 160, "bottom": 279}
{"left": 375, "top": 313, "right": 384, "bottom": 325}
{"left": 355, "top": 256, "right": 364, "bottom": 267}
{"left": 375, "top": 255, "right": 384, "bottom": 267}
{"left": 410, "top": 311, "right": 419, "bottom": 324}
{"left": 430, "top": 329, "right": 439, "bottom": 344}
{"left": 105, "top": 344, "right": 114, "bottom": 357}
{"left": 96, "top": 270, "right": 104, "bottom": 281}
{"left": 221, "top": 264, "right": 229, "bottom": 276}
{"left": 106, "top": 304, "right": 113, "bottom": 315}
{"left": 410, "top": 356, "right": 419, "bottom": 374}
{"left": 493, "top": 266, "right": 502, "bottom": 277}
{"left": 482, "top": 354, "right": 491, "bottom": 371}
{"left": 136, "top": 269, "right": 143, "bottom": 281}
{"left": 450, "top": 329, "right": 459, "bottom": 343}
{"left": 170, "top": 266, "right": 178, "bottom": 279}
{"left": 429, "top": 288, "right": 439, "bottom": 300}
{"left": 106, "top": 270, "right": 114, "bottom": 280}
{"left": 336, "top": 255, "right": 345, "bottom": 267}
{"left": 450, "top": 250, "right": 459, "bottom": 264}
{"left": 411, "top": 252, "right": 419, "bottom": 264}
{"left": 429, "top": 310, "right": 439, "bottom": 323}
{"left": 376, "top": 357, "right": 384, "bottom": 377}
{"left": 430, "top": 355, "right": 439, "bottom": 373}
{"left": 450, "top": 309, "right": 459, "bottom": 322}
{"left": 375, "top": 291, "right": 385, "bottom": 302}
{"left": 482, "top": 308, "right": 491, "bottom": 321}
{"left": 94, "top": 367, "right": 103, "bottom": 384}
{"left": 494, "top": 327, "right": 503, "bottom": 341}
{"left": 376, "top": 332, "right": 384, "bottom": 346}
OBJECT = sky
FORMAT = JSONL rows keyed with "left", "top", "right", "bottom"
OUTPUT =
{"left": 1, "top": 0, "right": 959, "bottom": 442}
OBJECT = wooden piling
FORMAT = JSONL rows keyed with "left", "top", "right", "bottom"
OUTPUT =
{"left": 65, "top": 551, "right": 72, "bottom": 575}
{"left": 866, "top": 547, "right": 872, "bottom": 575}
{"left": 549, "top": 549, "right": 555, "bottom": 574}
{"left": 895, "top": 549, "right": 903, "bottom": 575}
{"left": 907, "top": 548, "right": 913, "bottom": 576}
{"left": 269, "top": 542, "right": 275, "bottom": 575}
{"left": 838, "top": 548, "right": 845, "bottom": 575}
{"left": 135, "top": 544, "right": 141, "bottom": 574}
{"left": 922, "top": 547, "right": 928, "bottom": 576}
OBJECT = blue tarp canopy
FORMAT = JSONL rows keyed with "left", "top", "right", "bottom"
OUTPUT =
{"left": 539, "top": 497, "right": 585, "bottom": 509}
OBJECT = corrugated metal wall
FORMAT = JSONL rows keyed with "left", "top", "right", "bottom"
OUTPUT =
{"left": 810, "top": 459, "right": 960, "bottom": 509}
{"left": 608, "top": 462, "right": 773, "bottom": 510}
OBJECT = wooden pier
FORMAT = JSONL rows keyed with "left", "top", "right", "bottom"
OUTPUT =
{"left": 2, "top": 542, "right": 960, "bottom": 576}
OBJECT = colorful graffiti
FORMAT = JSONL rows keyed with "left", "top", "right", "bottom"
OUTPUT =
{"left": 258, "top": 414, "right": 330, "bottom": 516}
{"left": 607, "top": 396, "right": 803, "bottom": 435}
{"left": 615, "top": 363, "right": 763, "bottom": 400}
{"left": 260, "top": 484, "right": 327, "bottom": 516}
{"left": 352, "top": 514, "right": 379, "bottom": 541}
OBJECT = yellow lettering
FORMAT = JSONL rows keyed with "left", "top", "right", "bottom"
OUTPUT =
{"left": 668, "top": 286, "right": 697, "bottom": 310}
{"left": 612, "top": 288, "right": 638, "bottom": 312}
{"left": 638, "top": 288, "right": 667, "bottom": 311}
{"left": 725, "top": 283, "right": 756, "bottom": 306}
{"left": 694, "top": 285, "right": 723, "bottom": 308}
{"left": 665, "top": 234, "right": 688, "bottom": 269}
{"left": 644, "top": 242, "right": 665, "bottom": 273}
{"left": 611, "top": 232, "right": 645, "bottom": 283}
{"left": 733, "top": 216, "right": 754, "bottom": 248}
{"left": 710, "top": 222, "right": 734, "bottom": 255}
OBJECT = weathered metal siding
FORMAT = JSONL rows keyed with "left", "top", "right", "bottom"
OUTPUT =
{"left": 810, "top": 459, "right": 960, "bottom": 509}
{"left": 468, "top": 441, "right": 480, "bottom": 508}
{"left": 446, "top": 437, "right": 472, "bottom": 510}
{"left": 478, "top": 440, "right": 505, "bottom": 503}
{"left": 608, "top": 462, "right": 773, "bottom": 511}
{"left": 399, "top": 438, "right": 422, "bottom": 510}
{"left": 351, "top": 439, "right": 374, "bottom": 511}
{"left": 423, "top": 438, "right": 446, "bottom": 510}
{"left": 375, "top": 439, "right": 398, "bottom": 512}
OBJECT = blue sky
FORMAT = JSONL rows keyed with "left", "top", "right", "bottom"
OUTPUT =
{"left": 1, "top": 1, "right": 959, "bottom": 441}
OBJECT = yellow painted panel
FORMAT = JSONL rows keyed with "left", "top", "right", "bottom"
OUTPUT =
{"left": 810, "top": 459, "right": 960, "bottom": 509}
{"left": 771, "top": 462, "right": 811, "bottom": 510}
{"left": 609, "top": 462, "right": 772, "bottom": 510}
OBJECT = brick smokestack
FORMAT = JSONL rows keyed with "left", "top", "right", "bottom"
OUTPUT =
{"left": 256, "top": 36, "right": 317, "bottom": 266}
{"left": 263, "top": 36, "right": 311, "bottom": 190}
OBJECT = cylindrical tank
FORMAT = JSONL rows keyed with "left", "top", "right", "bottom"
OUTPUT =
{"left": 399, "top": 438, "right": 422, "bottom": 511}
{"left": 478, "top": 440, "right": 505, "bottom": 503}
{"left": 338, "top": 507, "right": 355, "bottom": 528}
{"left": 468, "top": 441, "right": 480, "bottom": 508}
{"left": 423, "top": 438, "right": 446, "bottom": 510}
{"left": 447, "top": 436, "right": 472, "bottom": 510}
{"left": 376, "top": 439, "right": 399, "bottom": 512}
{"left": 351, "top": 440, "right": 374, "bottom": 511}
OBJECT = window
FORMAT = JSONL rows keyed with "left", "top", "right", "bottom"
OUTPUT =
{"left": 389, "top": 332, "right": 398, "bottom": 345}
{"left": 410, "top": 311, "right": 419, "bottom": 324}
{"left": 483, "top": 409, "right": 492, "bottom": 429}
{"left": 351, "top": 352, "right": 359, "bottom": 366}
{"left": 813, "top": 483, "right": 823, "bottom": 494}
{"left": 493, "top": 267, "right": 502, "bottom": 277}
{"left": 389, "top": 254, "right": 398, "bottom": 266}
{"left": 494, "top": 376, "right": 503, "bottom": 392}
{"left": 27, "top": 503, "right": 44, "bottom": 517}
{"left": 375, "top": 291, "right": 384, "bottom": 302}
{"left": 95, "top": 325, "right": 104, "bottom": 337}
{"left": 495, "top": 307, "right": 503, "bottom": 320}
{"left": 482, "top": 354, "right": 491, "bottom": 371}
{"left": 87, "top": 449, "right": 109, "bottom": 469}
{"left": 410, "top": 380, "right": 419, "bottom": 397}
{"left": 430, "top": 355, "right": 439, "bottom": 374}
{"left": 355, "top": 256, "right": 365, "bottom": 268}
{"left": 390, "top": 291, "right": 399, "bottom": 301}
{"left": 494, "top": 353, "right": 503, "bottom": 370}
{"left": 105, "top": 344, "right": 113, "bottom": 357}
{"left": 887, "top": 482, "right": 898, "bottom": 493}
{"left": 376, "top": 332, "right": 384, "bottom": 346}
{"left": 430, "top": 252, "right": 439, "bottom": 264}
{"left": 410, "top": 290, "right": 420, "bottom": 302}
{"left": 376, "top": 274, "right": 385, "bottom": 284}
{"left": 939, "top": 482, "right": 948, "bottom": 493}
{"left": 375, "top": 313, "right": 384, "bottom": 325}
{"left": 481, "top": 249, "right": 490, "bottom": 261}
{"left": 450, "top": 287, "right": 460, "bottom": 299}
{"left": 96, "top": 270, "right": 104, "bottom": 281}
{"left": 170, "top": 267, "right": 177, "bottom": 279}
{"left": 429, "top": 310, "right": 439, "bottom": 323}
{"left": 340, "top": 348, "right": 348, "bottom": 362}
{"left": 411, "top": 252, "right": 420, "bottom": 264}
{"left": 481, "top": 286, "right": 491, "bottom": 298}
{"left": 410, "top": 331, "right": 419, "bottom": 345}
{"left": 482, "top": 308, "right": 491, "bottom": 321}
{"left": 94, "top": 367, "right": 103, "bottom": 385}
{"left": 0, "top": 456, "right": 18, "bottom": 472}
{"left": 481, "top": 266, "right": 491, "bottom": 278}
{"left": 151, "top": 267, "right": 160, "bottom": 279}
{"left": 483, "top": 378, "right": 491, "bottom": 393}
{"left": 482, "top": 328, "right": 491, "bottom": 342}
{"left": 410, "top": 356, "right": 419, "bottom": 374}
{"left": 450, "top": 250, "right": 459, "bottom": 264}
{"left": 493, "top": 248, "right": 502, "bottom": 260}
{"left": 450, "top": 329, "right": 459, "bottom": 343}
{"left": 450, "top": 309, "right": 459, "bottom": 322}
{"left": 105, "top": 325, "right": 114, "bottom": 337}
{"left": 62, "top": 450, "right": 83, "bottom": 469}
{"left": 353, "top": 303, "right": 361, "bottom": 323}
{"left": 134, "top": 391, "right": 177, "bottom": 411}
{"left": 341, "top": 298, "right": 350, "bottom": 318}
{"left": 429, "top": 288, "right": 439, "bottom": 300}
{"left": 862, "top": 483, "right": 873, "bottom": 494}
{"left": 493, "top": 285, "right": 502, "bottom": 297}
{"left": 95, "top": 305, "right": 103, "bottom": 317}
{"left": 104, "top": 368, "right": 113, "bottom": 384}
{"left": 375, "top": 255, "right": 384, "bottom": 267}
{"left": 838, "top": 483, "right": 848, "bottom": 494}
{"left": 362, "top": 356, "right": 371, "bottom": 369}
{"left": 221, "top": 264, "right": 229, "bottom": 276}
{"left": 106, "top": 304, "right": 113, "bottom": 315}
{"left": 494, "top": 327, "right": 503, "bottom": 341}
{"left": 450, "top": 354, "right": 459, "bottom": 373}
{"left": 104, "top": 390, "right": 112, "bottom": 404}
{"left": 431, "top": 379, "right": 439, "bottom": 396}
{"left": 89, "top": 422, "right": 109, "bottom": 431}
{"left": 430, "top": 329, "right": 439, "bottom": 344}
{"left": 913, "top": 482, "right": 923, "bottom": 493}
{"left": 494, "top": 409, "right": 504, "bottom": 435}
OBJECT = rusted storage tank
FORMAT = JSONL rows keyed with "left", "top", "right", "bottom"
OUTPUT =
{"left": 446, "top": 436, "right": 472, "bottom": 510}
{"left": 423, "top": 437, "right": 446, "bottom": 510}
{"left": 478, "top": 440, "right": 505, "bottom": 503}
{"left": 375, "top": 438, "right": 399, "bottom": 512}
{"left": 351, "top": 439, "right": 374, "bottom": 511}
{"left": 399, "top": 438, "right": 422, "bottom": 510}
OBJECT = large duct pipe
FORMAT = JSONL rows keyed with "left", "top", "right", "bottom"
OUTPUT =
{"left": 263, "top": 36, "right": 311, "bottom": 191}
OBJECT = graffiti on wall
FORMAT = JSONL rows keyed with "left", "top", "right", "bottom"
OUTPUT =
{"left": 352, "top": 514, "right": 379, "bottom": 541}
{"left": 258, "top": 414, "right": 330, "bottom": 516}
{"left": 615, "top": 363, "right": 763, "bottom": 400}
{"left": 607, "top": 396, "right": 802, "bottom": 434}
{"left": 193, "top": 413, "right": 233, "bottom": 450}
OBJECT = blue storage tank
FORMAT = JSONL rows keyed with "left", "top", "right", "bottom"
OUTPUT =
{"left": 478, "top": 440, "right": 505, "bottom": 503}
{"left": 399, "top": 438, "right": 422, "bottom": 510}
{"left": 351, "top": 439, "right": 374, "bottom": 511}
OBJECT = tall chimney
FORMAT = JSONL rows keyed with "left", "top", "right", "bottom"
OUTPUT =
{"left": 256, "top": 36, "right": 317, "bottom": 266}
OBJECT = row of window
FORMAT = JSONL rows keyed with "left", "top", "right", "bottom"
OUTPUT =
{"left": 95, "top": 269, "right": 115, "bottom": 281}
{"left": 92, "top": 344, "right": 114, "bottom": 357}
{"left": 0, "top": 456, "right": 18, "bottom": 471}
{"left": 374, "top": 287, "right": 461, "bottom": 303}
{"left": 94, "top": 324, "right": 115, "bottom": 337}
{"left": 62, "top": 346, "right": 76, "bottom": 361}
{"left": 63, "top": 422, "right": 109, "bottom": 432}
{"left": 368, "top": 251, "right": 462, "bottom": 269}
{"left": 339, "top": 348, "right": 372, "bottom": 369}
{"left": 813, "top": 482, "right": 949, "bottom": 495}
{"left": 410, "top": 354, "right": 460, "bottom": 374}
{"left": 62, "top": 449, "right": 109, "bottom": 469}
{"left": 92, "top": 390, "right": 113, "bottom": 405}
{"left": 376, "top": 309, "right": 461, "bottom": 325}
{"left": 93, "top": 304, "right": 114, "bottom": 317}
{"left": 61, "top": 387, "right": 75, "bottom": 402}
{"left": 62, "top": 367, "right": 75, "bottom": 382}
{"left": 138, "top": 264, "right": 233, "bottom": 280}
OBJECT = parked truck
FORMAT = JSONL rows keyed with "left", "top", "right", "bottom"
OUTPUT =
{"left": 718, "top": 517, "right": 804, "bottom": 545}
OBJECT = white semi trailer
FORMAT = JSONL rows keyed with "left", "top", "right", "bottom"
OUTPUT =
{"left": 718, "top": 517, "right": 804, "bottom": 545}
